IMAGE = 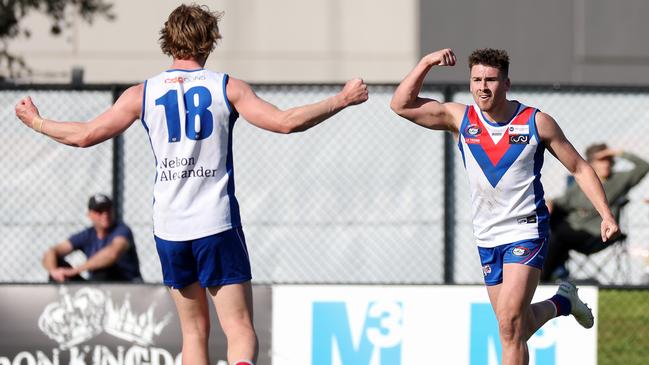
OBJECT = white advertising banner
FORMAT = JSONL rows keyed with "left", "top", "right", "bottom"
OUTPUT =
{"left": 273, "top": 285, "right": 597, "bottom": 365}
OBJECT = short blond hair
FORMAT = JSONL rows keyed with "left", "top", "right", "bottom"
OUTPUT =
{"left": 159, "top": 4, "right": 223, "bottom": 60}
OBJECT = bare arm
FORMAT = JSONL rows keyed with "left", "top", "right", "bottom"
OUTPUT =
{"left": 72, "top": 236, "right": 130, "bottom": 274}
{"left": 227, "top": 77, "right": 368, "bottom": 134}
{"left": 42, "top": 240, "right": 74, "bottom": 282}
{"left": 15, "top": 84, "right": 144, "bottom": 147}
{"left": 390, "top": 48, "right": 465, "bottom": 132}
{"left": 537, "top": 112, "right": 619, "bottom": 241}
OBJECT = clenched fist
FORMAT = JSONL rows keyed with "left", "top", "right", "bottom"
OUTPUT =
{"left": 422, "top": 48, "right": 457, "bottom": 67}
{"left": 15, "top": 96, "right": 42, "bottom": 129}
{"left": 340, "top": 78, "right": 369, "bottom": 106}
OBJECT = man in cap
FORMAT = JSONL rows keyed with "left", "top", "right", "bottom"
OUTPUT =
{"left": 42, "top": 193, "right": 142, "bottom": 282}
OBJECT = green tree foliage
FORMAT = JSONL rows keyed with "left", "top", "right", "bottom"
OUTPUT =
{"left": 0, "top": 0, "right": 114, "bottom": 81}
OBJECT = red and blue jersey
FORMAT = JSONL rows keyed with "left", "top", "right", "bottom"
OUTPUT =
{"left": 457, "top": 102, "right": 550, "bottom": 247}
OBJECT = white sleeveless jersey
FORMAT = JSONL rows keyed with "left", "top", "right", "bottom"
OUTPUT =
{"left": 457, "top": 103, "right": 550, "bottom": 248}
{"left": 141, "top": 69, "right": 240, "bottom": 241}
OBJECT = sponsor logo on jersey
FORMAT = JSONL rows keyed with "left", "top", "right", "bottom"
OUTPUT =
{"left": 482, "top": 264, "right": 492, "bottom": 277}
{"left": 517, "top": 215, "right": 537, "bottom": 224}
{"left": 509, "top": 134, "right": 529, "bottom": 144}
{"left": 164, "top": 75, "right": 207, "bottom": 84}
{"left": 508, "top": 125, "right": 529, "bottom": 134}
{"left": 465, "top": 137, "right": 481, "bottom": 144}
{"left": 512, "top": 246, "right": 530, "bottom": 256}
{"left": 466, "top": 125, "right": 482, "bottom": 136}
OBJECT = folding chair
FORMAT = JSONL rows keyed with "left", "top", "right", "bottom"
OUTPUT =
{"left": 567, "top": 197, "right": 631, "bottom": 285}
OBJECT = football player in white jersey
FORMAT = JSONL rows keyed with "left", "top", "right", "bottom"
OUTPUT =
{"left": 15, "top": 4, "right": 368, "bottom": 365}
{"left": 391, "top": 48, "right": 618, "bottom": 365}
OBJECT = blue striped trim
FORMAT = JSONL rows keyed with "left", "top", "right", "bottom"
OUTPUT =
{"left": 165, "top": 68, "right": 204, "bottom": 73}
{"left": 222, "top": 74, "right": 234, "bottom": 114}
{"left": 226, "top": 108, "right": 241, "bottom": 226}
{"left": 531, "top": 112, "right": 550, "bottom": 238}
{"left": 457, "top": 106, "right": 470, "bottom": 168}
{"left": 140, "top": 80, "right": 147, "bottom": 122}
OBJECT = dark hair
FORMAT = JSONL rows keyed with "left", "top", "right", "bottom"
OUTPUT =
{"left": 159, "top": 4, "right": 223, "bottom": 60}
{"left": 585, "top": 143, "right": 608, "bottom": 162}
{"left": 468, "top": 48, "right": 510, "bottom": 77}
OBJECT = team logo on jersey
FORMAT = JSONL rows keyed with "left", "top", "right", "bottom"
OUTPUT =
{"left": 482, "top": 264, "right": 492, "bottom": 277}
{"left": 466, "top": 125, "right": 482, "bottom": 136}
{"left": 512, "top": 247, "right": 530, "bottom": 257}
{"left": 509, "top": 134, "right": 529, "bottom": 144}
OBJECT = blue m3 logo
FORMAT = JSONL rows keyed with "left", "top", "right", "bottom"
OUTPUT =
{"left": 470, "top": 303, "right": 557, "bottom": 365}
{"left": 312, "top": 301, "right": 403, "bottom": 365}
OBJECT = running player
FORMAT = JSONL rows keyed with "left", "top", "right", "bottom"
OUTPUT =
{"left": 390, "top": 48, "right": 618, "bottom": 365}
{"left": 15, "top": 4, "right": 368, "bottom": 365}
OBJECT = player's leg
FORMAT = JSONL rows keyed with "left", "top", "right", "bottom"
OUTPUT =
{"left": 168, "top": 282, "right": 211, "bottom": 365}
{"left": 480, "top": 245, "right": 532, "bottom": 364}
{"left": 209, "top": 281, "right": 258, "bottom": 364}
{"left": 487, "top": 264, "right": 538, "bottom": 365}
{"left": 155, "top": 236, "right": 210, "bottom": 363}
{"left": 195, "top": 227, "right": 257, "bottom": 364}
{"left": 484, "top": 238, "right": 557, "bottom": 365}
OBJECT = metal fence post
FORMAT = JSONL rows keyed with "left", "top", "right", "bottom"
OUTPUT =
{"left": 443, "top": 85, "right": 456, "bottom": 284}
{"left": 111, "top": 86, "right": 127, "bottom": 222}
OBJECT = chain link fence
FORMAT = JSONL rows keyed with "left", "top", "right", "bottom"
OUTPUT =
{"left": 2, "top": 84, "right": 649, "bottom": 286}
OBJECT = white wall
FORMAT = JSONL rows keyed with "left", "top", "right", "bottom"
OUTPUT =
{"left": 9, "top": 0, "right": 419, "bottom": 84}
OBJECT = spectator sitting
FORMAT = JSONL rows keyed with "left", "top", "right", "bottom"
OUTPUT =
{"left": 541, "top": 144, "right": 649, "bottom": 282}
{"left": 42, "top": 194, "right": 142, "bottom": 282}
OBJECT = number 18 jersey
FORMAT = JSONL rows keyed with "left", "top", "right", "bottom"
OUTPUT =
{"left": 141, "top": 69, "right": 240, "bottom": 241}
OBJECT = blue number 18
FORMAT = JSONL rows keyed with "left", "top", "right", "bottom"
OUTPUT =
{"left": 155, "top": 86, "right": 214, "bottom": 142}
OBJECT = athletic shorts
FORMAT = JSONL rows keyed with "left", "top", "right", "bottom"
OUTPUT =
{"left": 477, "top": 236, "right": 549, "bottom": 286}
{"left": 155, "top": 227, "right": 252, "bottom": 289}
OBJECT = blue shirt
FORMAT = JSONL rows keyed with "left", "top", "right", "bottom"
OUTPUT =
{"left": 68, "top": 222, "right": 142, "bottom": 281}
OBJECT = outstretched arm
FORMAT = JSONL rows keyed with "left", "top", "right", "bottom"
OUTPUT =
{"left": 537, "top": 112, "right": 619, "bottom": 241}
{"left": 15, "top": 84, "right": 144, "bottom": 147}
{"left": 390, "top": 48, "right": 465, "bottom": 132}
{"left": 227, "top": 77, "right": 368, "bottom": 134}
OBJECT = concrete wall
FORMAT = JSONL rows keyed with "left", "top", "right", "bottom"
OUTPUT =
{"left": 419, "top": 0, "right": 649, "bottom": 85}
{"left": 9, "top": 0, "right": 649, "bottom": 85}
{"left": 8, "top": 0, "right": 418, "bottom": 84}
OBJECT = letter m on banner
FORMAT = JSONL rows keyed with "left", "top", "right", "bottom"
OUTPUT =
{"left": 312, "top": 301, "right": 402, "bottom": 365}
{"left": 470, "top": 303, "right": 556, "bottom": 365}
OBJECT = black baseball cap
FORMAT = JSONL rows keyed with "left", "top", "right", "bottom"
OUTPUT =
{"left": 88, "top": 194, "right": 113, "bottom": 211}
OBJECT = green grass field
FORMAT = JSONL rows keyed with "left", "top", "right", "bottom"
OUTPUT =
{"left": 598, "top": 289, "right": 649, "bottom": 365}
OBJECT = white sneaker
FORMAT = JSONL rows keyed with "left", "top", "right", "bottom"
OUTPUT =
{"left": 556, "top": 280, "right": 594, "bottom": 329}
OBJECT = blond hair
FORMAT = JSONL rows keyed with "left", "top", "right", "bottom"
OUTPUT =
{"left": 159, "top": 4, "right": 223, "bottom": 60}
